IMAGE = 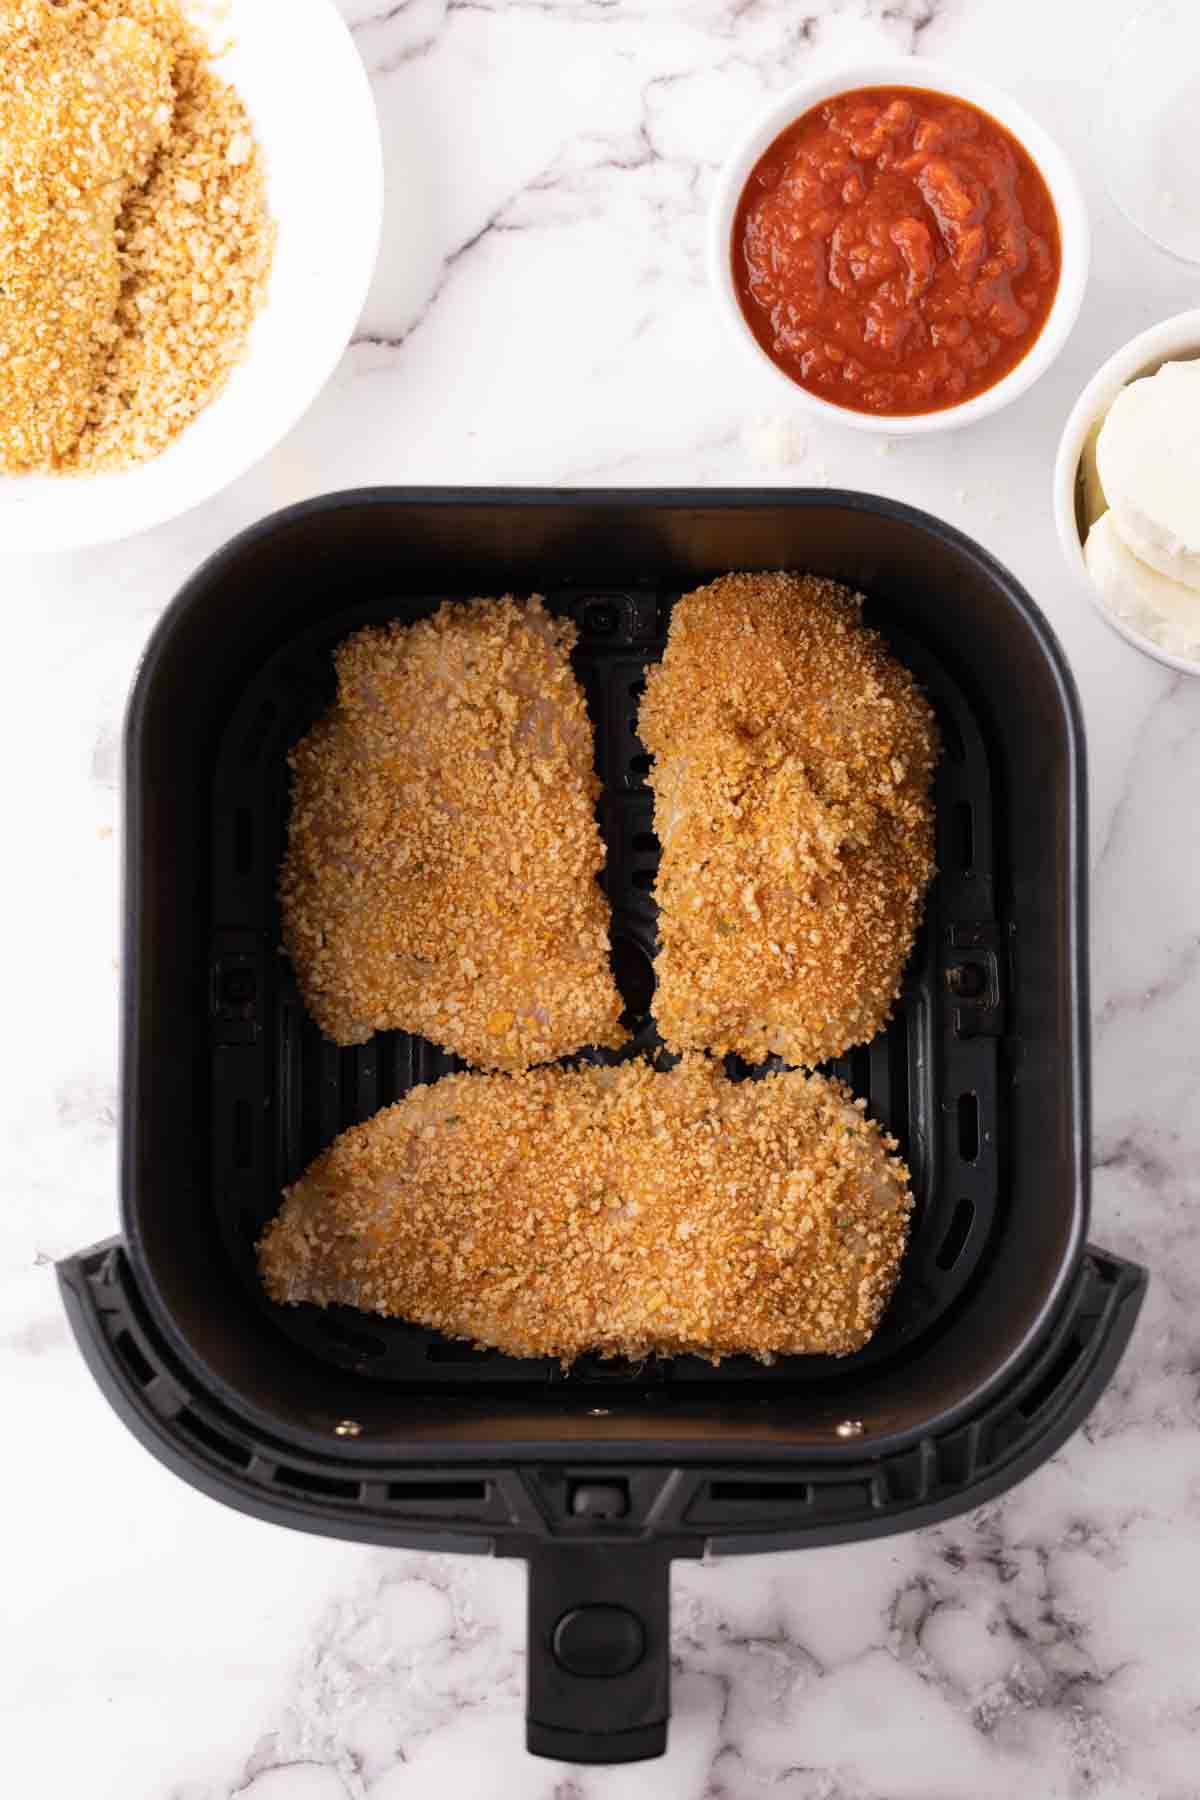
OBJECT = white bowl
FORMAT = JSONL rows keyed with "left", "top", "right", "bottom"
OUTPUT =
{"left": 708, "top": 58, "right": 1090, "bottom": 436}
{"left": 0, "top": 0, "right": 382, "bottom": 554}
{"left": 1054, "top": 308, "right": 1200, "bottom": 677}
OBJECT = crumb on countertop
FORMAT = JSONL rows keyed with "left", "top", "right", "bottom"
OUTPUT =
{"left": 742, "top": 414, "right": 808, "bottom": 469}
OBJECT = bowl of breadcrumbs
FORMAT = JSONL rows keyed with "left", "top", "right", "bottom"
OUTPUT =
{"left": 0, "top": 0, "right": 382, "bottom": 551}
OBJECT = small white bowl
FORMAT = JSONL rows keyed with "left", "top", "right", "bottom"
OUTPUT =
{"left": 1054, "top": 308, "right": 1200, "bottom": 677}
{"left": 0, "top": 0, "right": 382, "bottom": 555}
{"left": 708, "top": 58, "right": 1090, "bottom": 436}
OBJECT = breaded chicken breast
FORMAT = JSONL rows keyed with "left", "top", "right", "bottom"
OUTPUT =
{"left": 258, "top": 1056, "right": 912, "bottom": 1363}
{"left": 640, "top": 573, "right": 938, "bottom": 1068}
{"left": 281, "top": 597, "right": 625, "bottom": 1071}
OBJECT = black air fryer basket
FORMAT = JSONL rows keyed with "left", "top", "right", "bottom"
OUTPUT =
{"left": 59, "top": 491, "right": 1146, "bottom": 1765}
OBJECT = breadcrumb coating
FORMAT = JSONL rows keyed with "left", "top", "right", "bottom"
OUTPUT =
{"left": 640, "top": 572, "right": 938, "bottom": 1068}
{"left": 281, "top": 597, "right": 626, "bottom": 1070}
{"left": 0, "top": 0, "right": 274, "bottom": 475}
{"left": 0, "top": 2, "right": 173, "bottom": 469}
{"left": 258, "top": 1055, "right": 913, "bottom": 1363}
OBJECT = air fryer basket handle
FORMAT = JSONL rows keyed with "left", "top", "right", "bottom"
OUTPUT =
{"left": 524, "top": 1542, "right": 674, "bottom": 1764}
{"left": 58, "top": 1238, "right": 1145, "bottom": 1768}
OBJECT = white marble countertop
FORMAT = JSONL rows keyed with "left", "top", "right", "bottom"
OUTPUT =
{"left": 4, "top": 1, "right": 1199, "bottom": 1795}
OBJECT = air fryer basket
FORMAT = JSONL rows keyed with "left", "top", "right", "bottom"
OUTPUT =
{"left": 59, "top": 491, "right": 1146, "bottom": 1765}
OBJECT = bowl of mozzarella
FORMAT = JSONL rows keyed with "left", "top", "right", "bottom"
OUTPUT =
{"left": 1056, "top": 309, "right": 1200, "bottom": 675}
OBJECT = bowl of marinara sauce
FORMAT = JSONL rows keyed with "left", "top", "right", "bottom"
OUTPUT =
{"left": 710, "top": 61, "right": 1089, "bottom": 433}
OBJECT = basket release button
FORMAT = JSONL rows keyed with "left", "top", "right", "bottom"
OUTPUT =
{"left": 569, "top": 1479, "right": 629, "bottom": 1519}
{"left": 553, "top": 1604, "right": 645, "bottom": 1678}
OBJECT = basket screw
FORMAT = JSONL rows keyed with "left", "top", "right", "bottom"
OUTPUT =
{"left": 835, "top": 1418, "right": 865, "bottom": 1439}
{"left": 948, "top": 961, "right": 987, "bottom": 999}
{"left": 334, "top": 1418, "right": 363, "bottom": 1438}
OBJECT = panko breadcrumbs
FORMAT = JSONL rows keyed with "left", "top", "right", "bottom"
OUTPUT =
{"left": 640, "top": 572, "right": 939, "bottom": 1068}
{"left": 258, "top": 1055, "right": 913, "bottom": 1363}
{"left": 0, "top": 0, "right": 274, "bottom": 475}
{"left": 281, "top": 597, "right": 626, "bottom": 1071}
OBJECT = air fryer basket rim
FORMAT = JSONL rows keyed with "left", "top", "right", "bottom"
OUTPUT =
{"left": 119, "top": 485, "right": 1092, "bottom": 1460}
{"left": 128, "top": 483, "right": 1087, "bottom": 746}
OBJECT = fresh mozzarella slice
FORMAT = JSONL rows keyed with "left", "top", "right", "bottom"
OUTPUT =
{"left": 1097, "top": 359, "right": 1200, "bottom": 591}
{"left": 1085, "top": 508, "right": 1200, "bottom": 645}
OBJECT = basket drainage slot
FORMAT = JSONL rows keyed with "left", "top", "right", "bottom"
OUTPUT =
{"left": 709, "top": 1479, "right": 811, "bottom": 1504}
{"left": 177, "top": 1407, "right": 253, "bottom": 1469}
{"left": 115, "top": 1329, "right": 154, "bottom": 1387}
{"left": 630, "top": 753, "right": 652, "bottom": 777}
{"left": 1018, "top": 1335, "right": 1086, "bottom": 1420}
{"left": 936, "top": 1198, "right": 975, "bottom": 1271}
{"left": 274, "top": 1464, "right": 361, "bottom": 1499}
{"left": 957, "top": 1092, "right": 980, "bottom": 1162}
{"left": 386, "top": 1479, "right": 488, "bottom": 1503}
{"left": 955, "top": 801, "right": 975, "bottom": 872}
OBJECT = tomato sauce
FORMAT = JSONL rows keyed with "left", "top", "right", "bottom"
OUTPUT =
{"left": 732, "top": 86, "right": 1062, "bottom": 416}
